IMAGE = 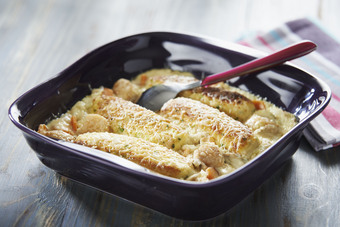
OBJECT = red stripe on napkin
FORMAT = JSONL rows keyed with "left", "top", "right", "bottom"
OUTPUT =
{"left": 322, "top": 106, "right": 340, "bottom": 130}
{"left": 257, "top": 36, "right": 275, "bottom": 51}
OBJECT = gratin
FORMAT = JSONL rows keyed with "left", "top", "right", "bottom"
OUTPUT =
{"left": 38, "top": 69, "right": 297, "bottom": 181}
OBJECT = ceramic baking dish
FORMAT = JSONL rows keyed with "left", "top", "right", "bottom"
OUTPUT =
{"left": 8, "top": 32, "right": 331, "bottom": 220}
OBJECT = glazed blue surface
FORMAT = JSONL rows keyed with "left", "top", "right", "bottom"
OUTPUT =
{"left": 8, "top": 32, "right": 331, "bottom": 220}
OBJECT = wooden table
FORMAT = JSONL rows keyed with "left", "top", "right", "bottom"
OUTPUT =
{"left": 2, "top": 0, "right": 340, "bottom": 226}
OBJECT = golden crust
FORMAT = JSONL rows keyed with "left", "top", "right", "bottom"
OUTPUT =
{"left": 75, "top": 132, "right": 195, "bottom": 179}
{"left": 160, "top": 97, "right": 259, "bottom": 159}
{"left": 92, "top": 92, "right": 192, "bottom": 151}
{"left": 179, "top": 86, "right": 256, "bottom": 122}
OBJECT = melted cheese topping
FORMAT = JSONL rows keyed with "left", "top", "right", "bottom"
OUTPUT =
{"left": 160, "top": 97, "right": 259, "bottom": 159}
{"left": 92, "top": 92, "right": 194, "bottom": 151}
{"left": 179, "top": 87, "right": 256, "bottom": 122}
{"left": 38, "top": 69, "right": 297, "bottom": 182}
{"left": 76, "top": 132, "right": 195, "bottom": 179}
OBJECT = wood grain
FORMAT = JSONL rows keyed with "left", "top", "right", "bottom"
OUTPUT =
{"left": 1, "top": 0, "right": 340, "bottom": 226}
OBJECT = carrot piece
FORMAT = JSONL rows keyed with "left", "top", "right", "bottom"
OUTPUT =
{"left": 253, "top": 100, "right": 265, "bottom": 110}
{"left": 206, "top": 167, "right": 219, "bottom": 180}
{"left": 70, "top": 116, "right": 77, "bottom": 132}
{"left": 140, "top": 74, "right": 148, "bottom": 86}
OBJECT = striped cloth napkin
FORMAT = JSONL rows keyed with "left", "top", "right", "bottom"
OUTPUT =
{"left": 237, "top": 18, "right": 340, "bottom": 151}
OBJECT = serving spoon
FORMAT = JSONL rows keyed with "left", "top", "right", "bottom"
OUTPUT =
{"left": 137, "top": 40, "right": 317, "bottom": 111}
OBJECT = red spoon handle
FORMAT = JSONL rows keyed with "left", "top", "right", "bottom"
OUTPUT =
{"left": 201, "top": 40, "right": 317, "bottom": 86}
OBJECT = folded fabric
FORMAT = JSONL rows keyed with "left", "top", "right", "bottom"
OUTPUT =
{"left": 237, "top": 18, "right": 340, "bottom": 151}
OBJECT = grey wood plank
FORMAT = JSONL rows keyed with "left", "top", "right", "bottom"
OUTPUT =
{"left": 1, "top": 0, "right": 340, "bottom": 226}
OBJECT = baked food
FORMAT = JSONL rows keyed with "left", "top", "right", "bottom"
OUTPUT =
{"left": 38, "top": 69, "right": 297, "bottom": 181}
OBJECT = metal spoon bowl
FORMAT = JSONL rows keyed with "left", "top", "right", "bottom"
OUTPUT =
{"left": 137, "top": 40, "right": 317, "bottom": 111}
